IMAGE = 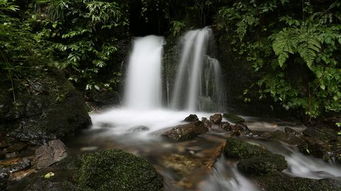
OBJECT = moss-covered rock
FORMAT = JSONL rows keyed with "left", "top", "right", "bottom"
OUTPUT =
{"left": 78, "top": 150, "right": 163, "bottom": 191}
{"left": 224, "top": 138, "right": 288, "bottom": 175}
{"left": 238, "top": 154, "right": 287, "bottom": 175}
{"left": 0, "top": 68, "right": 91, "bottom": 144}
{"left": 224, "top": 138, "right": 267, "bottom": 159}
{"left": 255, "top": 172, "right": 340, "bottom": 191}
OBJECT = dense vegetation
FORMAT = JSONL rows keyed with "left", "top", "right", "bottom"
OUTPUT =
{"left": 1, "top": 0, "right": 340, "bottom": 119}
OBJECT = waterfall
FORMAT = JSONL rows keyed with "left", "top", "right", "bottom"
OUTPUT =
{"left": 170, "top": 27, "right": 224, "bottom": 111}
{"left": 124, "top": 35, "right": 164, "bottom": 110}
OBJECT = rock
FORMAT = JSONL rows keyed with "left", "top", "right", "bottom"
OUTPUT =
{"left": 35, "top": 140, "right": 67, "bottom": 169}
{"left": 210, "top": 114, "right": 222, "bottom": 124}
{"left": 224, "top": 138, "right": 267, "bottom": 159}
{"left": 0, "top": 168, "right": 9, "bottom": 191}
{"left": 162, "top": 121, "right": 208, "bottom": 142}
{"left": 9, "top": 169, "right": 36, "bottom": 181}
{"left": 0, "top": 69, "right": 91, "bottom": 145}
{"left": 238, "top": 154, "right": 287, "bottom": 175}
{"left": 6, "top": 142, "right": 27, "bottom": 153}
{"left": 201, "top": 117, "right": 212, "bottom": 129}
{"left": 220, "top": 122, "right": 232, "bottom": 131}
{"left": 184, "top": 114, "right": 199, "bottom": 122}
{"left": 5, "top": 158, "right": 31, "bottom": 173}
{"left": 254, "top": 172, "right": 340, "bottom": 191}
{"left": 223, "top": 113, "right": 245, "bottom": 124}
{"left": 78, "top": 150, "right": 163, "bottom": 191}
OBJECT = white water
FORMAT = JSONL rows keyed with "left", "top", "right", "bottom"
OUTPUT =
{"left": 171, "top": 27, "right": 224, "bottom": 111}
{"left": 200, "top": 157, "right": 259, "bottom": 191}
{"left": 124, "top": 35, "right": 164, "bottom": 109}
{"left": 284, "top": 148, "right": 341, "bottom": 179}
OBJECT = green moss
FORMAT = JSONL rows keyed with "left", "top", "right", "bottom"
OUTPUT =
{"left": 255, "top": 172, "right": 340, "bottom": 191}
{"left": 224, "top": 138, "right": 267, "bottom": 159}
{"left": 238, "top": 154, "right": 287, "bottom": 175}
{"left": 78, "top": 150, "right": 163, "bottom": 191}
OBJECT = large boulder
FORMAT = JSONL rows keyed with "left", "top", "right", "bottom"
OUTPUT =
{"left": 210, "top": 114, "right": 222, "bottom": 124}
{"left": 162, "top": 121, "right": 208, "bottom": 142}
{"left": 224, "top": 138, "right": 287, "bottom": 175}
{"left": 78, "top": 150, "right": 163, "bottom": 191}
{"left": 0, "top": 69, "right": 91, "bottom": 144}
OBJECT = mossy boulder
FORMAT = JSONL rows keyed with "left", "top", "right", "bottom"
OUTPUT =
{"left": 0, "top": 69, "right": 91, "bottom": 144}
{"left": 224, "top": 138, "right": 267, "bottom": 159}
{"left": 238, "top": 154, "right": 287, "bottom": 175}
{"left": 255, "top": 172, "right": 340, "bottom": 191}
{"left": 78, "top": 150, "right": 163, "bottom": 191}
{"left": 224, "top": 138, "right": 287, "bottom": 175}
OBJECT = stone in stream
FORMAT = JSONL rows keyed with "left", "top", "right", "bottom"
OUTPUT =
{"left": 224, "top": 138, "right": 287, "bottom": 175}
{"left": 162, "top": 121, "right": 208, "bottom": 142}
{"left": 202, "top": 117, "right": 213, "bottom": 129}
{"left": 35, "top": 139, "right": 67, "bottom": 169}
{"left": 184, "top": 114, "right": 199, "bottom": 122}
{"left": 209, "top": 114, "right": 222, "bottom": 124}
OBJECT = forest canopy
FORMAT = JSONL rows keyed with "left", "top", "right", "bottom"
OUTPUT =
{"left": 1, "top": 0, "right": 340, "bottom": 118}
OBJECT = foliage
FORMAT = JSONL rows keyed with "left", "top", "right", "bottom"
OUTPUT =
{"left": 34, "top": 0, "right": 129, "bottom": 91}
{"left": 216, "top": 0, "right": 341, "bottom": 118}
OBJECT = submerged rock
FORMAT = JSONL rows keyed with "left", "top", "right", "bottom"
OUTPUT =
{"left": 35, "top": 139, "right": 67, "bottom": 169}
{"left": 210, "top": 114, "right": 222, "bottom": 124}
{"left": 162, "top": 121, "right": 208, "bottom": 142}
{"left": 78, "top": 150, "right": 163, "bottom": 191}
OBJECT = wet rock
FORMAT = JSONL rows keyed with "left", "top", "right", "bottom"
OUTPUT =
{"left": 297, "top": 136, "right": 330, "bottom": 159}
{"left": 254, "top": 172, "right": 340, "bottom": 191}
{"left": 184, "top": 114, "right": 199, "bottom": 122}
{"left": 35, "top": 140, "right": 67, "bottom": 169}
{"left": 162, "top": 121, "right": 208, "bottom": 142}
{"left": 238, "top": 154, "right": 287, "bottom": 175}
{"left": 284, "top": 127, "right": 300, "bottom": 135}
{"left": 210, "top": 114, "right": 222, "bottom": 124}
{"left": 6, "top": 158, "right": 31, "bottom": 173}
{"left": 224, "top": 138, "right": 267, "bottom": 159}
{"left": 223, "top": 113, "right": 245, "bottom": 124}
{"left": 9, "top": 168, "right": 36, "bottom": 181}
{"left": 220, "top": 122, "right": 232, "bottom": 131}
{"left": 201, "top": 117, "right": 212, "bottom": 129}
{"left": 78, "top": 149, "right": 163, "bottom": 191}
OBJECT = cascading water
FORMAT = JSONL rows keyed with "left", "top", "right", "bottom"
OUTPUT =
{"left": 171, "top": 27, "right": 224, "bottom": 111}
{"left": 124, "top": 35, "right": 164, "bottom": 110}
